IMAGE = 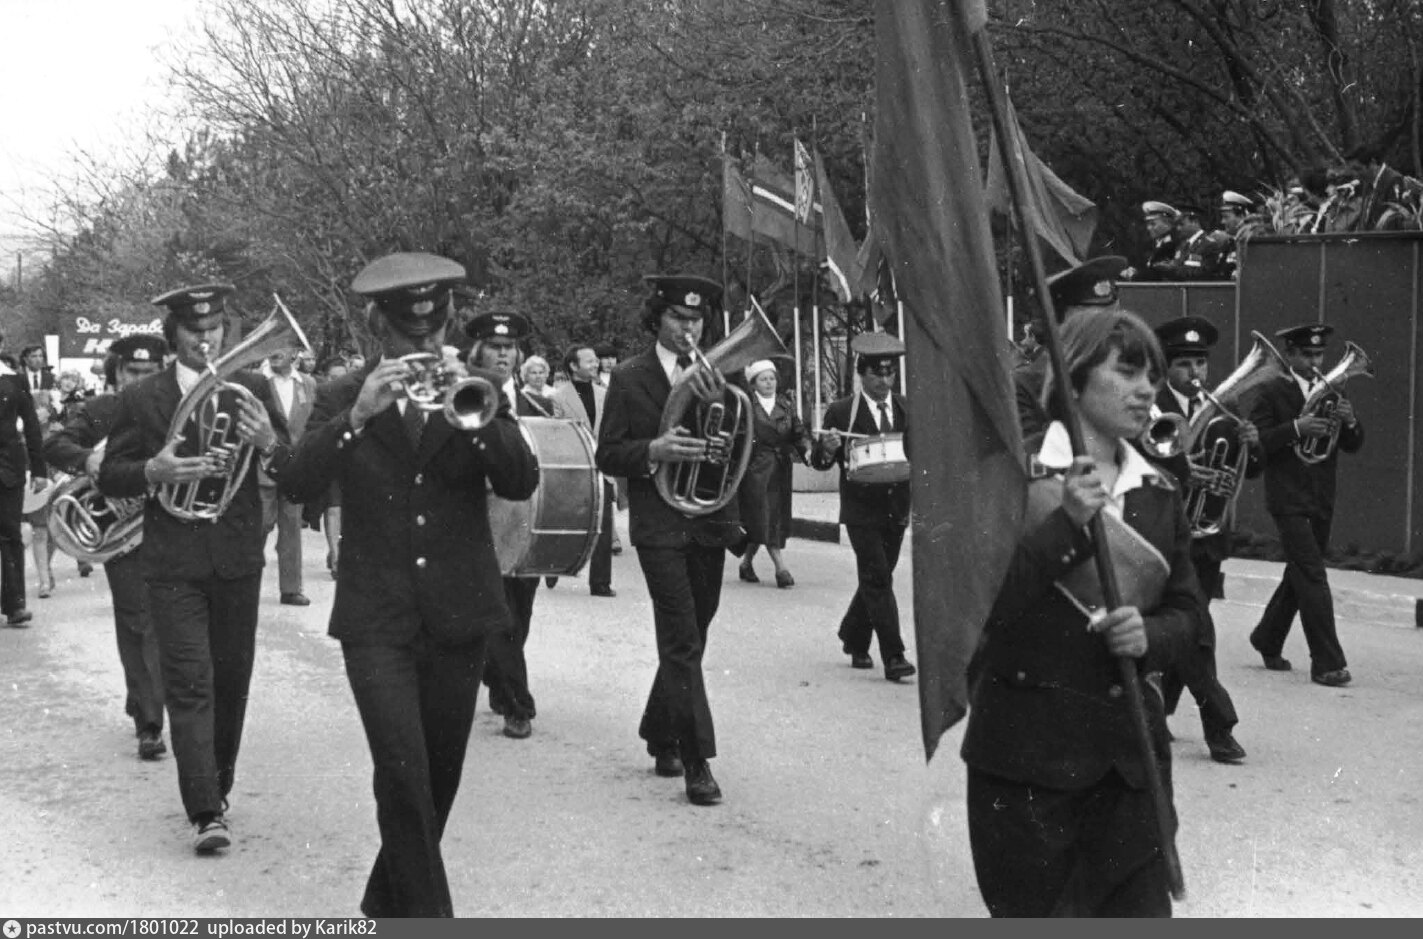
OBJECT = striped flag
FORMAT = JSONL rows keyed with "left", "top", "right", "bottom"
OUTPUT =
{"left": 793, "top": 139, "right": 815, "bottom": 225}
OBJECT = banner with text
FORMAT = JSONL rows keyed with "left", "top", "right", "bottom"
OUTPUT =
{"left": 59, "top": 314, "right": 165, "bottom": 357}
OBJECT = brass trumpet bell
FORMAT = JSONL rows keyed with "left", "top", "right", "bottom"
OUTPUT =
{"left": 399, "top": 352, "right": 500, "bottom": 432}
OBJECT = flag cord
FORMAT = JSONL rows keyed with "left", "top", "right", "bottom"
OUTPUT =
{"left": 968, "top": 24, "right": 1186, "bottom": 902}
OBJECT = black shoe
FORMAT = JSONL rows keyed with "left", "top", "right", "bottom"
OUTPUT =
{"left": 884, "top": 654, "right": 917, "bottom": 681}
{"left": 1207, "top": 731, "right": 1247, "bottom": 764}
{"left": 684, "top": 760, "right": 722, "bottom": 805}
{"left": 280, "top": 592, "right": 311, "bottom": 606}
{"left": 739, "top": 561, "right": 759, "bottom": 583}
{"left": 590, "top": 586, "right": 616, "bottom": 598}
{"left": 502, "top": 715, "right": 532, "bottom": 739}
{"left": 1312, "top": 668, "right": 1352, "bottom": 687}
{"left": 849, "top": 652, "right": 873, "bottom": 669}
{"left": 775, "top": 569, "right": 794, "bottom": 588}
{"left": 78, "top": 562, "right": 93, "bottom": 578}
{"left": 653, "top": 749, "right": 684, "bottom": 778}
{"left": 193, "top": 816, "right": 231, "bottom": 854}
{"left": 138, "top": 730, "right": 167, "bottom": 761}
{"left": 1250, "top": 634, "right": 1292, "bottom": 671}
{"left": 544, "top": 576, "right": 559, "bottom": 588}
{"left": 6, "top": 609, "right": 33, "bottom": 628}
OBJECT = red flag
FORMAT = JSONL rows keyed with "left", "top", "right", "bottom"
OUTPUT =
{"left": 814, "top": 150, "right": 859, "bottom": 302}
{"left": 722, "top": 153, "right": 754, "bottom": 242}
{"left": 873, "top": 0, "right": 1025, "bottom": 759}
{"left": 984, "top": 92, "right": 1098, "bottom": 265}
{"left": 750, "top": 154, "right": 820, "bottom": 254}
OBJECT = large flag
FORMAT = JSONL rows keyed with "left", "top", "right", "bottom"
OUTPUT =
{"left": 873, "top": 0, "right": 1026, "bottom": 759}
{"left": 750, "top": 154, "right": 820, "bottom": 255}
{"left": 722, "top": 153, "right": 755, "bottom": 242}
{"left": 793, "top": 139, "right": 815, "bottom": 225}
{"left": 984, "top": 93, "right": 1098, "bottom": 265}
{"left": 814, "top": 150, "right": 860, "bottom": 302}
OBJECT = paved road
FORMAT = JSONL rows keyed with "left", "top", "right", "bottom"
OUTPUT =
{"left": 1, "top": 524, "right": 1420, "bottom": 917}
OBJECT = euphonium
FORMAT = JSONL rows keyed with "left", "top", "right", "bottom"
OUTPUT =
{"left": 655, "top": 298, "right": 787, "bottom": 516}
{"left": 399, "top": 352, "right": 499, "bottom": 432}
{"left": 159, "top": 294, "right": 312, "bottom": 522}
{"left": 1293, "top": 340, "right": 1373, "bottom": 465}
{"left": 48, "top": 459, "right": 145, "bottom": 564}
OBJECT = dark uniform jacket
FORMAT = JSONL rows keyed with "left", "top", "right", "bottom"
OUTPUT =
{"left": 810, "top": 392, "right": 910, "bottom": 528}
{"left": 0, "top": 373, "right": 46, "bottom": 488}
{"left": 44, "top": 393, "right": 120, "bottom": 475}
{"left": 98, "top": 367, "right": 285, "bottom": 582}
{"left": 595, "top": 347, "right": 743, "bottom": 549}
{"left": 1249, "top": 374, "right": 1364, "bottom": 519}
{"left": 1014, "top": 358, "right": 1050, "bottom": 438}
{"left": 1158, "top": 230, "right": 1228, "bottom": 281}
{"left": 961, "top": 430, "right": 1202, "bottom": 791}
{"left": 278, "top": 364, "right": 539, "bottom": 646}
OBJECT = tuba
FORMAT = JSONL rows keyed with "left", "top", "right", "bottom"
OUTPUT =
{"left": 399, "top": 352, "right": 499, "bottom": 432}
{"left": 48, "top": 452, "right": 145, "bottom": 564}
{"left": 1140, "top": 331, "right": 1290, "bottom": 537}
{"left": 1294, "top": 341, "right": 1373, "bottom": 465}
{"left": 158, "top": 295, "right": 311, "bottom": 522}
{"left": 655, "top": 298, "right": 787, "bottom": 517}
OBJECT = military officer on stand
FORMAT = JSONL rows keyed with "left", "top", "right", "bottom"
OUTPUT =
{"left": 811, "top": 332, "right": 915, "bottom": 682}
{"left": 1120, "top": 202, "right": 1182, "bottom": 282}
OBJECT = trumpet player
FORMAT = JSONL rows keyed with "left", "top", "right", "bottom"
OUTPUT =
{"left": 1145, "top": 317, "right": 1252, "bottom": 764}
{"left": 278, "top": 253, "right": 538, "bottom": 917}
{"left": 44, "top": 335, "right": 167, "bottom": 761}
{"left": 1247, "top": 324, "right": 1363, "bottom": 688}
{"left": 595, "top": 274, "right": 742, "bottom": 807}
{"left": 98, "top": 283, "right": 292, "bottom": 855}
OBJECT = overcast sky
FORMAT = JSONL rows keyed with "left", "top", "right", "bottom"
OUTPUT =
{"left": 0, "top": 0, "right": 198, "bottom": 273}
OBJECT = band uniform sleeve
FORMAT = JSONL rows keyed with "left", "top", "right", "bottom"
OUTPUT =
{"left": 1250, "top": 384, "right": 1299, "bottom": 455}
{"left": 276, "top": 379, "right": 358, "bottom": 505}
{"left": 809, "top": 403, "right": 843, "bottom": 471}
{"left": 97, "top": 388, "right": 154, "bottom": 499}
{"left": 476, "top": 405, "right": 540, "bottom": 501}
{"left": 594, "top": 371, "right": 654, "bottom": 479}
{"left": 43, "top": 400, "right": 103, "bottom": 475}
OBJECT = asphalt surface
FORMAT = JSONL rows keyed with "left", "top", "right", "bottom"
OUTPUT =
{"left": 1, "top": 514, "right": 1420, "bottom": 918}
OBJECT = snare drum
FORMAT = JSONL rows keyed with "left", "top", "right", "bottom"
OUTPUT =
{"left": 489, "top": 417, "right": 604, "bottom": 576}
{"left": 846, "top": 432, "right": 910, "bottom": 485}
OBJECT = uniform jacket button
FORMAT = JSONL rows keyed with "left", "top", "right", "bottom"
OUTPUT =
{"left": 1108, "top": 684, "right": 1123, "bottom": 699}
{"left": 1015, "top": 671, "right": 1027, "bottom": 682}
{"left": 415, "top": 557, "right": 428, "bottom": 569}
{"left": 1060, "top": 553, "right": 1073, "bottom": 564}
{"left": 414, "top": 473, "right": 423, "bottom": 485}
{"left": 416, "top": 515, "right": 426, "bottom": 526}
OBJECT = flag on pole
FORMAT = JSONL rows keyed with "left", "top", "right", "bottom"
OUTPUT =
{"left": 793, "top": 139, "right": 815, "bottom": 225}
{"left": 873, "top": 0, "right": 1026, "bottom": 760}
{"left": 750, "top": 154, "right": 820, "bottom": 254}
{"left": 722, "top": 152, "right": 755, "bottom": 242}
{"left": 814, "top": 149, "right": 860, "bottom": 303}
{"left": 984, "top": 92, "right": 1098, "bottom": 265}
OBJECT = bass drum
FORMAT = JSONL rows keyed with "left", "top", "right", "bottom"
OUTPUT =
{"left": 489, "top": 417, "right": 604, "bottom": 577}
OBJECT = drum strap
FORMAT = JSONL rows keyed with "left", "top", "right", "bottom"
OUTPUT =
{"left": 520, "top": 389, "right": 553, "bottom": 418}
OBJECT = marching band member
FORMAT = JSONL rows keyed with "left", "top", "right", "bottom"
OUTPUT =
{"left": 962, "top": 306, "right": 1201, "bottom": 917}
{"left": 0, "top": 331, "right": 47, "bottom": 628}
{"left": 44, "top": 336, "right": 168, "bottom": 760}
{"left": 278, "top": 253, "right": 538, "bottom": 916}
{"left": 1248, "top": 324, "right": 1364, "bottom": 687}
{"left": 465, "top": 309, "right": 546, "bottom": 740}
{"left": 98, "top": 284, "right": 291, "bottom": 854}
{"left": 1145, "top": 317, "right": 1251, "bottom": 764}
{"left": 595, "top": 274, "right": 742, "bottom": 806}
{"left": 811, "top": 332, "right": 915, "bottom": 681}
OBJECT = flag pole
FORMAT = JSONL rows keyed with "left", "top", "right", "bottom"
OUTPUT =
{"left": 968, "top": 26, "right": 1186, "bottom": 902}
{"left": 720, "top": 131, "right": 732, "bottom": 338}
{"left": 747, "top": 140, "right": 760, "bottom": 318}
{"left": 808, "top": 127, "right": 824, "bottom": 426}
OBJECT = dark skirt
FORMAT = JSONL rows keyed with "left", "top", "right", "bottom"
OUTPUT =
{"left": 739, "top": 449, "right": 793, "bottom": 548}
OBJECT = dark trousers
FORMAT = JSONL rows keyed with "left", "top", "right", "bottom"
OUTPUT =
{"left": 0, "top": 483, "right": 26, "bottom": 615}
{"left": 342, "top": 637, "right": 486, "bottom": 918}
{"left": 967, "top": 769, "right": 1173, "bottom": 918}
{"left": 636, "top": 543, "right": 724, "bottom": 762}
{"left": 587, "top": 479, "right": 614, "bottom": 591}
{"left": 1251, "top": 514, "right": 1348, "bottom": 675}
{"left": 1163, "top": 556, "right": 1237, "bottom": 738}
{"left": 147, "top": 573, "right": 260, "bottom": 821}
{"left": 484, "top": 577, "right": 539, "bottom": 720}
{"left": 260, "top": 484, "right": 304, "bottom": 595}
{"left": 838, "top": 524, "right": 907, "bottom": 659}
{"left": 107, "top": 550, "right": 164, "bottom": 735}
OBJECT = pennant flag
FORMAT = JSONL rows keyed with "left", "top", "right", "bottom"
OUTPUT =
{"left": 750, "top": 154, "right": 820, "bottom": 255}
{"left": 722, "top": 153, "right": 755, "bottom": 242}
{"left": 984, "top": 93, "right": 1098, "bottom": 265}
{"left": 814, "top": 150, "right": 860, "bottom": 303}
{"left": 873, "top": 0, "right": 1026, "bottom": 759}
{"left": 794, "top": 139, "right": 815, "bottom": 225}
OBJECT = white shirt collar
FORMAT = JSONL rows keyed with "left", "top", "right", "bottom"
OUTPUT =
{"left": 175, "top": 360, "right": 203, "bottom": 396}
{"left": 655, "top": 343, "right": 682, "bottom": 384}
{"left": 1038, "top": 421, "right": 1158, "bottom": 515}
{"left": 1168, "top": 385, "right": 1198, "bottom": 415}
{"left": 502, "top": 377, "right": 518, "bottom": 409}
{"left": 861, "top": 391, "right": 893, "bottom": 429}
{"left": 1291, "top": 368, "right": 1315, "bottom": 396}
{"left": 0, "top": 362, "right": 13, "bottom": 376}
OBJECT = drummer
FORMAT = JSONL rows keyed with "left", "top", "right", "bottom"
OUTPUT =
{"left": 810, "top": 332, "right": 916, "bottom": 682}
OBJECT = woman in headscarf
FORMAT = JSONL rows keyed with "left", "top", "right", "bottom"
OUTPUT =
{"left": 736, "top": 359, "right": 810, "bottom": 588}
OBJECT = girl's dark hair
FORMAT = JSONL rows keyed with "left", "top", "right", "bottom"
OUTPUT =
{"left": 1042, "top": 307, "right": 1165, "bottom": 421}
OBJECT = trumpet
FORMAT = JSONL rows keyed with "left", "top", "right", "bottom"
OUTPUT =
{"left": 1294, "top": 341, "right": 1372, "bottom": 465}
{"left": 399, "top": 352, "right": 499, "bottom": 432}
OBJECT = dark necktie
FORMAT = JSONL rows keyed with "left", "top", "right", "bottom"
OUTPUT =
{"left": 877, "top": 402, "right": 891, "bottom": 431}
{"left": 1187, "top": 396, "right": 1199, "bottom": 421}
{"left": 674, "top": 354, "right": 692, "bottom": 382}
{"left": 402, "top": 401, "right": 426, "bottom": 449}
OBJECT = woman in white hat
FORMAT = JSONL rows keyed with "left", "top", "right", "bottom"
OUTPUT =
{"left": 737, "top": 359, "right": 811, "bottom": 587}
